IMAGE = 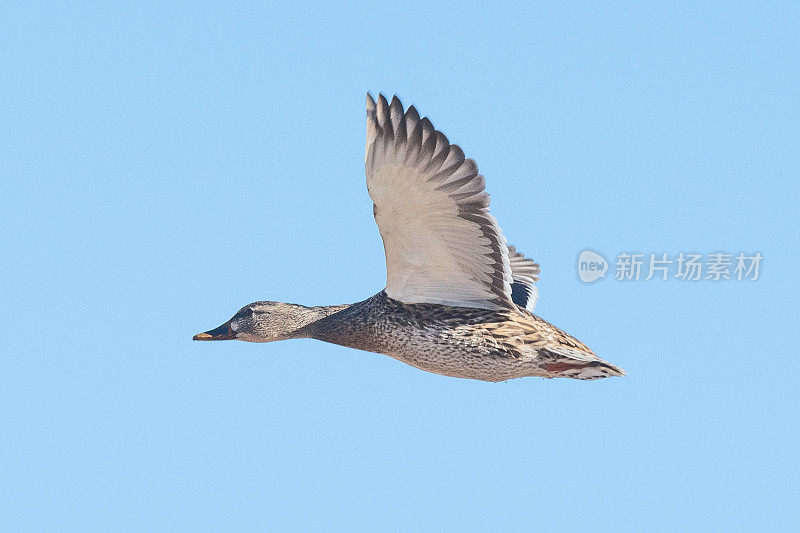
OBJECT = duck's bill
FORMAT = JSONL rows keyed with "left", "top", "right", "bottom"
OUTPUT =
{"left": 193, "top": 323, "right": 235, "bottom": 341}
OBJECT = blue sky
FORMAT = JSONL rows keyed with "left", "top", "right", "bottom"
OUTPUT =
{"left": 2, "top": 2, "right": 798, "bottom": 531}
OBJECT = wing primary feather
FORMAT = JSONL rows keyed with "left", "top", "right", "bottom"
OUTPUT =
{"left": 377, "top": 94, "right": 393, "bottom": 141}
{"left": 423, "top": 142, "right": 451, "bottom": 175}
{"left": 430, "top": 145, "right": 466, "bottom": 182}
{"left": 434, "top": 172, "right": 479, "bottom": 193}
{"left": 418, "top": 120, "right": 438, "bottom": 162}
{"left": 405, "top": 105, "right": 420, "bottom": 132}
{"left": 389, "top": 96, "right": 404, "bottom": 137}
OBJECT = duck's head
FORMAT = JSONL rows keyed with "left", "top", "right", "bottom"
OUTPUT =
{"left": 193, "top": 301, "right": 317, "bottom": 343}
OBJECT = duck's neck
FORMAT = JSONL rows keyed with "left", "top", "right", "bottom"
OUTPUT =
{"left": 289, "top": 303, "right": 351, "bottom": 339}
{"left": 307, "top": 304, "right": 351, "bottom": 321}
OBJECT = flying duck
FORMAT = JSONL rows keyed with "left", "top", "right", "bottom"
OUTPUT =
{"left": 193, "top": 94, "right": 623, "bottom": 382}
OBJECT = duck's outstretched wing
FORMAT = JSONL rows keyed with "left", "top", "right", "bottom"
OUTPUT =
{"left": 507, "top": 245, "right": 541, "bottom": 312}
{"left": 365, "top": 93, "right": 514, "bottom": 311}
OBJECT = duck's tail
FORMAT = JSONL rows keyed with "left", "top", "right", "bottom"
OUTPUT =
{"left": 539, "top": 341, "right": 625, "bottom": 380}
{"left": 543, "top": 359, "right": 625, "bottom": 380}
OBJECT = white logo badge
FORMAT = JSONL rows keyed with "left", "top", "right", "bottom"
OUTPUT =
{"left": 578, "top": 250, "right": 608, "bottom": 283}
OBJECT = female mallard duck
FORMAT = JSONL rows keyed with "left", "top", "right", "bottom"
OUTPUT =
{"left": 194, "top": 94, "right": 623, "bottom": 382}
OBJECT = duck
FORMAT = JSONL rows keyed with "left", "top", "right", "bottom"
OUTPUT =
{"left": 193, "top": 93, "right": 624, "bottom": 382}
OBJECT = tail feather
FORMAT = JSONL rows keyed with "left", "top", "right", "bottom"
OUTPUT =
{"left": 544, "top": 360, "right": 624, "bottom": 380}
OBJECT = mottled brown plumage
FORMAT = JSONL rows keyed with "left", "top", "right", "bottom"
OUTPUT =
{"left": 304, "top": 292, "right": 623, "bottom": 381}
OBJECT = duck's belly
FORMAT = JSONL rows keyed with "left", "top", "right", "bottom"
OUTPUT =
{"left": 389, "top": 348, "right": 536, "bottom": 382}
{"left": 369, "top": 325, "right": 541, "bottom": 382}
